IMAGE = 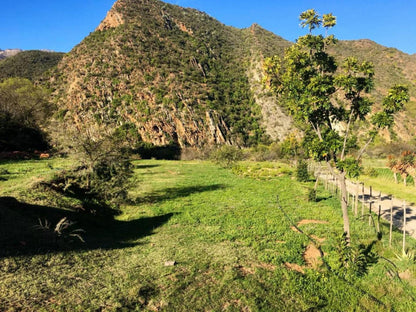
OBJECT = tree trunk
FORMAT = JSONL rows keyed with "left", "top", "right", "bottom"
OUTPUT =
{"left": 326, "top": 163, "right": 351, "bottom": 243}
{"left": 393, "top": 172, "right": 398, "bottom": 184}
{"left": 339, "top": 172, "right": 351, "bottom": 243}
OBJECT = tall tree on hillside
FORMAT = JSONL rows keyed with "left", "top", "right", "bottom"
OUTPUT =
{"left": 263, "top": 9, "right": 409, "bottom": 242}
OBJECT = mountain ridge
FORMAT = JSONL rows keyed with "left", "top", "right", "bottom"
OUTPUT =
{"left": 43, "top": 0, "right": 416, "bottom": 147}
{"left": 0, "top": 49, "right": 22, "bottom": 60}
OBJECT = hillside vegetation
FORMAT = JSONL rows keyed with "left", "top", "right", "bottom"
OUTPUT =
{"left": 0, "top": 50, "right": 64, "bottom": 81}
{"left": 50, "top": 0, "right": 281, "bottom": 148}
{"left": 45, "top": 0, "right": 416, "bottom": 150}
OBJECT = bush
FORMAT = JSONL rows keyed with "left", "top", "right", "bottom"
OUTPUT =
{"left": 210, "top": 145, "right": 244, "bottom": 168}
{"left": 363, "top": 167, "right": 378, "bottom": 177}
{"left": 180, "top": 146, "right": 215, "bottom": 160}
{"left": 134, "top": 142, "right": 181, "bottom": 160}
{"left": 308, "top": 188, "right": 317, "bottom": 202}
{"left": 296, "top": 160, "right": 309, "bottom": 182}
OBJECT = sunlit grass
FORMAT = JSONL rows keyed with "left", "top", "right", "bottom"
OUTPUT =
{"left": 1, "top": 159, "right": 416, "bottom": 310}
{"left": 360, "top": 158, "right": 416, "bottom": 204}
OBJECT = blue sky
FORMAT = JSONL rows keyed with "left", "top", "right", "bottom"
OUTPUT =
{"left": 1, "top": 0, "right": 415, "bottom": 54}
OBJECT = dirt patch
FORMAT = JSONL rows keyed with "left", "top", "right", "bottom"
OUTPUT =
{"left": 290, "top": 226, "right": 301, "bottom": 233}
{"left": 237, "top": 262, "right": 277, "bottom": 276}
{"left": 398, "top": 269, "right": 416, "bottom": 286}
{"left": 399, "top": 269, "right": 412, "bottom": 280}
{"left": 311, "top": 235, "right": 326, "bottom": 243}
{"left": 284, "top": 262, "right": 305, "bottom": 274}
{"left": 255, "top": 262, "right": 277, "bottom": 271}
{"left": 237, "top": 265, "right": 255, "bottom": 276}
{"left": 297, "top": 219, "right": 329, "bottom": 227}
{"left": 303, "top": 243, "right": 323, "bottom": 269}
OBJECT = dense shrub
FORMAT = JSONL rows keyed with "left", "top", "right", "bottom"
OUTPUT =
{"left": 296, "top": 160, "right": 309, "bottom": 182}
{"left": 210, "top": 145, "right": 244, "bottom": 168}
{"left": 363, "top": 167, "right": 379, "bottom": 177}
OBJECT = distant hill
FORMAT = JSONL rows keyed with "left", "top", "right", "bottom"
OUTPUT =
{"left": 0, "top": 50, "right": 65, "bottom": 81}
{"left": 0, "top": 49, "right": 22, "bottom": 60}
{"left": 47, "top": 0, "right": 416, "bottom": 147}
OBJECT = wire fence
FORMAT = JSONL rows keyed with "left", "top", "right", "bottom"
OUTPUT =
{"left": 308, "top": 161, "right": 414, "bottom": 253}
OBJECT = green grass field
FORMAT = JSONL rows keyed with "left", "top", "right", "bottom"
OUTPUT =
{"left": 1, "top": 158, "right": 416, "bottom": 311}
{"left": 360, "top": 158, "right": 416, "bottom": 204}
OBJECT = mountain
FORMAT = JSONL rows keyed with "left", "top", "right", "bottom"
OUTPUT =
{"left": 49, "top": 0, "right": 416, "bottom": 148}
{"left": 0, "top": 50, "right": 65, "bottom": 81}
{"left": 330, "top": 40, "right": 416, "bottom": 141}
{"left": 49, "top": 0, "right": 293, "bottom": 148}
{"left": 0, "top": 49, "right": 22, "bottom": 60}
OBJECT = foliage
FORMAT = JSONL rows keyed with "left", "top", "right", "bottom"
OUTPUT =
{"left": 263, "top": 9, "right": 409, "bottom": 241}
{"left": 210, "top": 145, "right": 244, "bottom": 168}
{"left": 335, "top": 233, "right": 378, "bottom": 280}
{"left": 0, "top": 50, "right": 64, "bottom": 81}
{"left": 134, "top": 142, "right": 181, "bottom": 160}
{"left": 307, "top": 188, "right": 317, "bottom": 202}
{"left": 296, "top": 160, "right": 310, "bottom": 182}
{"left": 49, "top": 0, "right": 271, "bottom": 147}
{"left": 336, "top": 157, "right": 362, "bottom": 178}
{"left": 386, "top": 150, "right": 416, "bottom": 186}
{"left": 363, "top": 166, "right": 379, "bottom": 177}
{"left": 0, "top": 77, "right": 52, "bottom": 151}
{"left": 231, "top": 161, "right": 293, "bottom": 179}
{"left": 34, "top": 217, "right": 85, "bottom": 244}
{"left": 50, "top": 116, "right": 133, "bottom": 209}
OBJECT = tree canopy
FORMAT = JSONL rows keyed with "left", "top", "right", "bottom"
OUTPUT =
{"left": 263, "top": 9, "right": 409, "bottom": 242}
{"left": 0, "top": 78, "right": 52, "bottom": 151}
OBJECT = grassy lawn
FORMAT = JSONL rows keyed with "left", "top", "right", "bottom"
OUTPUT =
{"left": 1, "top": 158, "right": 416, "bottom": 311}
{"left": 360, "top": 158, "right": 416, "bottom": 204}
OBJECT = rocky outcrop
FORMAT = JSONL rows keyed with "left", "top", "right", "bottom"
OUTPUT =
{"left": 96, "top": 2, "right": 125, "bottom": 31}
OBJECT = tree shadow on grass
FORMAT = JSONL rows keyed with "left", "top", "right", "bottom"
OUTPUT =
{"left": 134, "top": 164, "right": 161, "bottom": 169}
{"left": 0, "top": 196, "right": 174, "bottom": 257}
{"left": 134, "top": 184, "right": 226, "bottom": 204}
{"left": 0, "top": 183, "right": 227, "bottom": 257}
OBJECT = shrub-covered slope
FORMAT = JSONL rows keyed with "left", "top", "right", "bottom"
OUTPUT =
{"left": 50, "top": 0, "right": 292, "bottom": 147}
{"left": 0, "top": 50, "right": 64, "bottom": 81}
{"left": 50, "top": 0, "right": 416, "bottom": 147}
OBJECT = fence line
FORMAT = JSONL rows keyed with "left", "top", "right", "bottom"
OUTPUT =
{"left": 309, "top": 162, "right": 409, "bottom": 250}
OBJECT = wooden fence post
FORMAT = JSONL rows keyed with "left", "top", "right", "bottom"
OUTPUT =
{"left": 403, "top": 200, "right": 406, "bottom": 254}
{"left": 377, "top": 192, "right": 381, "bottom": 235}
{"left": 361, "top": 183, "right": 365, "bottom": 217}
{"left": 355, "top": 182, "right": 359, "bottom": 216}
{"left": 389, "top": 195, "right": 393, "bottom": 247}
{"left": 368, "top": 186, "right": 373, "bottom": 226}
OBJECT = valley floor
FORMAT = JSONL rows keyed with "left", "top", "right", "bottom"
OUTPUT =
{"left": 1, "top": 159, "right": 416, "bottom": 311}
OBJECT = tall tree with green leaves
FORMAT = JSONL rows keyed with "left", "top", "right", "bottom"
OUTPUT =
{"left": 263, "top": 9, "right": 409, "bottom": 242}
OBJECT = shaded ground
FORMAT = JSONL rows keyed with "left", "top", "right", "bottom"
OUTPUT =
{"left": 0, "top": 196, "right": 174, "bottom": 257}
